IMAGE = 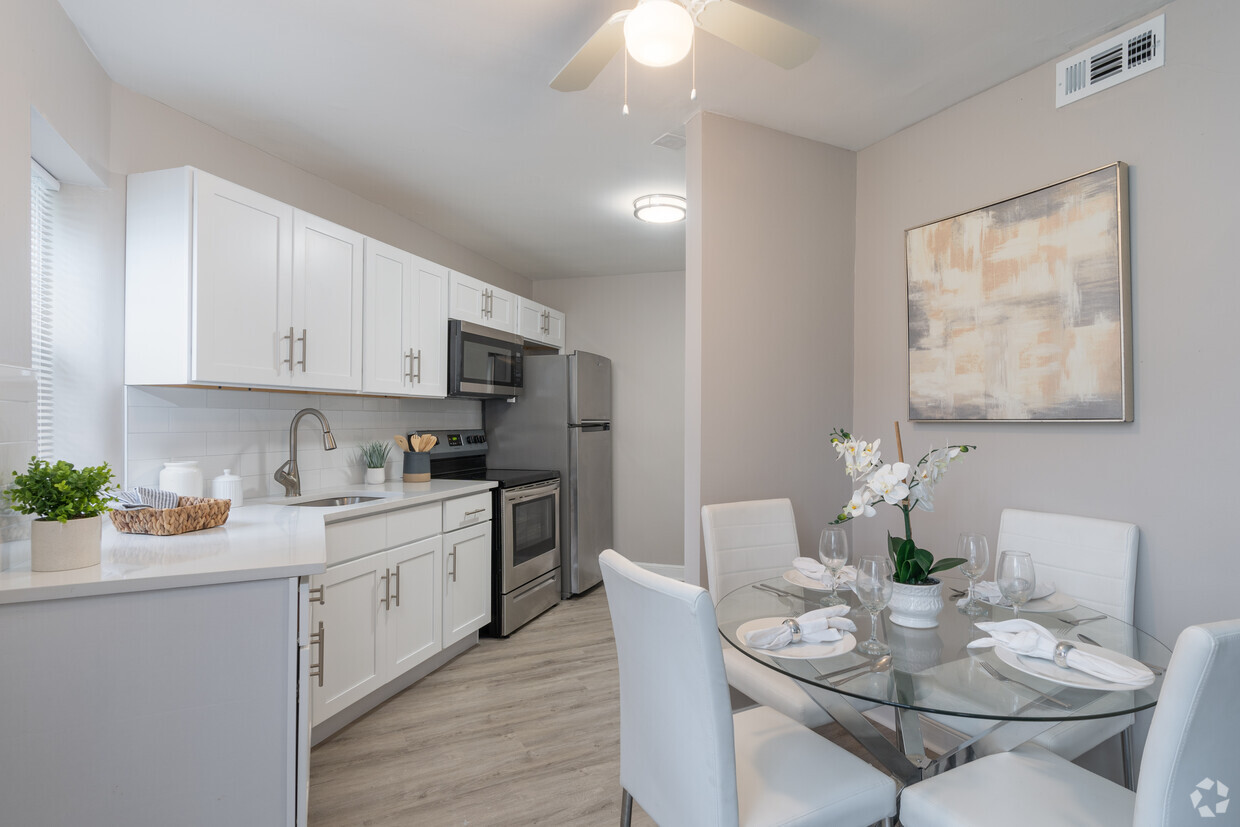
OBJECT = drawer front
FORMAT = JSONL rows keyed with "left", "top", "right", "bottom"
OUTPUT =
{"left": 325, "top": 514, "right": 387, "bottom": 566}
{"left": 443, "top": 492, "right": 492, "bottom": 531}
{"left": 386, "top": 503, "right": 441, "bottom": 547}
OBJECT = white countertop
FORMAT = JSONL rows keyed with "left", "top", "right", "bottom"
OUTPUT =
{"left": 0, "top": 479, "right": 496, "bottom": 605}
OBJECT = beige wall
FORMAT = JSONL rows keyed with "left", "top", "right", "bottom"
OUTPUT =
{"left": 687, "top": 112, "right": 857, "bottom": 584}
{"left": 534, "top": 272, "right": 686, "bottom": 570}
{"left": 851, "top": 0, "right": 1240, "bottom": 648}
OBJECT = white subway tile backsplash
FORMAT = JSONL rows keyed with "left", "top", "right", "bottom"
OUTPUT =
{"left": 168, "top": 408, "right": 240, "bottom": 433}
{"left": 206, "top": 389, "right": 271, "bottom": 409}
{"left": 127, "top": 406, "right": 169, "bottom": 434}
{"left": 127, "top": 386, "right": 208, "bottom": 408}
{"left": 128, "top": 431, "right": 208, "bottom": 461}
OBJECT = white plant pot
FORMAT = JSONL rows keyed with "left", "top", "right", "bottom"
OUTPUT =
{"left": 888, "top": 579, "right": 944, "bottom": 628}
{"left": 364, "top": 467, "right": 386, "bottom": 485}
{"left": 30, "top": 515, "right": 102, "bottom": 572}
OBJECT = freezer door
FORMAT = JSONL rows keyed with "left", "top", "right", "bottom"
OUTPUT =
{"left": 568, "top": 351, "right": 611, "bottom": 425}
{"left": 567, "top": 424, "right": 613, "bottom": 597}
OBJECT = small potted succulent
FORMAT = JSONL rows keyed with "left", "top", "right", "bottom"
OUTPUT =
{"left": 5, "top": 457, "right": 116, "bottom": 571}
{"left": 359, "top": 441, "right": 392, "bottom": 485}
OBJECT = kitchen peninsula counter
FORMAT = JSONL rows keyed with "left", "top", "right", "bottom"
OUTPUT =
{"left": 0, "top": 478, "right": 495, "bottom": 605}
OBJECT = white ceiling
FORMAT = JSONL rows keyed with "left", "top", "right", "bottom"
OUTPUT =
{"left": 57, "top": 0, "right": 1165, "bottom": 280}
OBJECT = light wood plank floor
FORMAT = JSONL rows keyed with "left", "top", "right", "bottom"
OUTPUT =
{"left": 309, "top": 585, "right": 893, "bottom": 826}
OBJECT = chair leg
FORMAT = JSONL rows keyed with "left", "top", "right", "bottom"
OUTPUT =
{"left": 1120, "top": 725, "right": 1136, "bottom": 791}
{"left": 620, "top": 788, "right": 633, "bottom": 827}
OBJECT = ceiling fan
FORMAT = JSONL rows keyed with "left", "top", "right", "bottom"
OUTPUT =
{"left": 550, "top": 0, "right": 818, "bottom": 92}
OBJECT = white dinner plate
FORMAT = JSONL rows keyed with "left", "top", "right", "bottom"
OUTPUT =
{"left": 994, "top": 642, "right": 1154, "bottom": 691}
{"left": 783, "top": 569, "right": 853, "bottom": 592}
{"left": 736, "top": 617, "right": 857, "bottom": 660}
{"left": 978, "top": 590, "right": 1078, "bottom": 614}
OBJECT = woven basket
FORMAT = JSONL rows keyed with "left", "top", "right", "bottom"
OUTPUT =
{"left": 109, "top": 496, "right": 231, "bottom": 536}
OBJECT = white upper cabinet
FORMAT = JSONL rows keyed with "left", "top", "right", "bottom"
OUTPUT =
{"left": 362, "top": 239, "right": 448, "bottom": 397}
{"left": 125, "top": 167, "right": 363, "bottom": 392}
{"left": 449, "top": 270, "right": 516, "bottom": 333}
{"left": 517, "top": 297, "right": 566, "bottom": 351}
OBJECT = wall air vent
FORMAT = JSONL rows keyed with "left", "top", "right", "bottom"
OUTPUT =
{"left": 1056, "top": 14, "right": 1164, "bottom": 108}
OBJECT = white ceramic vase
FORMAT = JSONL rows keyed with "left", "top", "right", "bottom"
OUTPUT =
{"left": 30, "top": 515, "right": 102, "bottom": 572}
{"left": 365, "top": 467, "right": 386, "bottom": 485}
{"left": 888, "top": 579, "right": 944, "bottom": 628}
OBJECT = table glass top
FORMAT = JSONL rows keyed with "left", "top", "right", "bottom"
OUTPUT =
{"left": 715, "top": 576, "right": 1171, "bottom": 722}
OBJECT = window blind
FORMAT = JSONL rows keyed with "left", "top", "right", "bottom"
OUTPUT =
{"left": 30, "top": 160, "right": 59, "bottom": 460}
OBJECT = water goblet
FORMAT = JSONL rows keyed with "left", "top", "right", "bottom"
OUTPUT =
{"left": 957, "top": 532, "right": 990, "bottom": 616}
{"left": 818, "top": 527, "right": 850, "bottom": 607}
{"left": 855, "top": 555, "right": 894, "bottom": 655}
{"left": 996, "top": 550, "right": 1036, "bottom": 615}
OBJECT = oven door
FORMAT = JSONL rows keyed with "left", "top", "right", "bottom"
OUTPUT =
{"left": 501, "top": 480, "right": 560, "bottom": 593}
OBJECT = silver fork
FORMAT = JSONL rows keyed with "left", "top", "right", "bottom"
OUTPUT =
{"left": 1058, "top": 613, "right": 1107, "bottom": 627}
{"left": 979, "top": 661, "right": 1072, "bottom": 708}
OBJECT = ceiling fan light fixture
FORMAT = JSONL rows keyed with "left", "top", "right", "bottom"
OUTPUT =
{"left": 633, "top": 194, "right": 687, "bottom": 223}
{"left": 623, "top": 0, "right": 695, "bottom": 68}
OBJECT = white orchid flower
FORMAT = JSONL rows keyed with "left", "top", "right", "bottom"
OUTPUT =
{"left": 909, "top": 483, "right": 936, "bottom": 512}
{"left": 867, "top": 463, "right": 911, "bottom": 505}
{"left": 844, "top": 488, "right": 877, "bottom": 518}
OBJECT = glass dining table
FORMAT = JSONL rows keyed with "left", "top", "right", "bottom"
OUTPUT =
{"left": 715, "top": 575, "right": 1172, "bottom": 786}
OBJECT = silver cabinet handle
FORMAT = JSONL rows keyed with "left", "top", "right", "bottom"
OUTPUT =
{"left": 297, "top": 328, "right": 308, "bottom": 372}
{"left": 448, "top": 547, "right": 458, "bottom": 582}
{"left": 463, "top": 507, "right": 486, "bottom": 518}
{"left": 413, "top": 349, "right": 422, "bottom": 383}
{"left": 308, "top": 586, "right": 324, "bottom": 605}
{"left": 379, "top": 568, "right": 391, "bottom": 611}
{"left": 404, "top": 348, "right": 415, "bottom": 383}
{"left": 542, "top": 310, "right": 549, "bottom": 334}
{"left": 309, "top": 621, "right": 325, "bottom": 687}
{"left": 391, "top": 565, "right": 401, "bottom": 608}
{"left": 484, "top": 289, "right": 493, "bottom": 318}
{"left": 282, "top": 326, "right": 295, "bottom": 373}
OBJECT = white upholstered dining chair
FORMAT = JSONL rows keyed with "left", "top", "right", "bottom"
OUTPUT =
{"left": 928, "top": 508, "right": 1141, "bottom": 784}
{"left": 898, "top": 618, "right": 1240, "bottom": 827}
{"left": 599, "top": 549, "right": 897, "bottom": 827}
{"left": 701, "top": 499, "right": 834, "bottom": 728}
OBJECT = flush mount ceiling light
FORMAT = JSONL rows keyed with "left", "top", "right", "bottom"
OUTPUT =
{"left": 633, "top": 194, "right": 687, "bottom": 223}
{"left": 623, "top": 0, "right": 695, "bottom": 67}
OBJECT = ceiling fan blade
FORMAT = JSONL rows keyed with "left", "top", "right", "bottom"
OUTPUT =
{"left": 696, "top": 0, "right": 817, "bottom": 69}
{"left": 550, "top": 11, "right": 628, "bottom": 92}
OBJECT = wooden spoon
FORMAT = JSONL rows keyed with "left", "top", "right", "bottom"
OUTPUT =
{"left": 394, "top": 434, "right": 410, "bottom": 452}
{"left": 420, "top": 435, "right": 437, "bottom": 452}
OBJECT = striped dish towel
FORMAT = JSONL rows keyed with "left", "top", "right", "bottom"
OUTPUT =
{"left": 116, "top": 487, "right": 181, "bottom": 510}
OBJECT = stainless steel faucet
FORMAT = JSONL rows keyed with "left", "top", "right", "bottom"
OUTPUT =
{"left": 274, "top": 408, "right": 337, "bottom": 497}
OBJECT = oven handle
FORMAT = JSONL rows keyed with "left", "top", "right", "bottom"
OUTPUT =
{"left": 503, "top": 481, "right": 560, "bottom": 506}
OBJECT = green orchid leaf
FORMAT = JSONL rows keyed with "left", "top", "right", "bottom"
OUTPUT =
{"left": 927, "top": 557, "right": 968, "bottom": 575}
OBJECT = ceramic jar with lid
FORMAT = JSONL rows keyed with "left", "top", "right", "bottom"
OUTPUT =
{"left": 159, "top": 461, "right": 203, "bottom": 498}
{"left": 211, "top": 469, "right": 244, "bottom": 506}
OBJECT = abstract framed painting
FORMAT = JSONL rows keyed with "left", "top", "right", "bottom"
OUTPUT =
{"left": 906, "top": 162, "right": 1133, "bottom": 422}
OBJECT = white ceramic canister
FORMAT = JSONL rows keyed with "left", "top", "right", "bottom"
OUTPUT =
{"left": 211, "top": 469, "right": 244, "bottom": 506}
{"left": 159, "top": 461, "right": 204, "bottom": 498}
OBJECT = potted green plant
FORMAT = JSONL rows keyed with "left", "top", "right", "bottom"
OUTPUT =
{"left": 829, "top": 423, "right": 975, "bottom": 627}
{"left": 5, "top": 457, "right": 116, "bottom": 571}
{"left": 359, "top": 441, "right": 392, "bottom": 485}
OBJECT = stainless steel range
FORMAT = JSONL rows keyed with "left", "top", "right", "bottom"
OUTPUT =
{"left": 421, "top": 429, "right": 560, "bottom": 637}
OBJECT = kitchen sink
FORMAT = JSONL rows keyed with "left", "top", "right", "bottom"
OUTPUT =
{"left": 291, "top": 495, "right": 384, "bottom": 508}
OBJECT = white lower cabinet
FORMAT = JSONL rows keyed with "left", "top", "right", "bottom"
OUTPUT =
{"left": 443, "top": 522, "right": 493, "bottom": 646}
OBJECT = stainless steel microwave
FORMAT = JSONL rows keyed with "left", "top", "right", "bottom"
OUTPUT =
{"left": 448, "top": 320, "right": 523, "bottom": 399}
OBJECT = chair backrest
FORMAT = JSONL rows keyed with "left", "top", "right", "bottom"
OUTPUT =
{"left": 599, "top": 549, "right": 740, "bottom": 827}
{"left": 701, "top": 498, "right": 801, "bottom": 603}
{"left": 1134, "top": 619, "right": 1240, "bottom": 826}
{"left": 997, "top": 508, "right": 1139, "bottom": 622}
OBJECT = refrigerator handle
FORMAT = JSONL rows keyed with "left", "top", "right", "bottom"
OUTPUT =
{"left": 571, "top": 421, "right": 611, "bottom": 430}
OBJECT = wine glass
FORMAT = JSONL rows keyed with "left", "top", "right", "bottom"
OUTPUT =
{"left": 818, "top": 527, "right": 850, "bottom": 607}
{"left": 957, "top": 532, "right": 990, "bottom": 616}
{"left": 996, "top": 550, "right": 1036, "bottom": 615}
{"left": 855, "top": 555, "right": 894, "bottom": 655}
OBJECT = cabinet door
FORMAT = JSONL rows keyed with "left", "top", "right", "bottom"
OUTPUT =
{"left": 449, "top": 271, "right": 487, "bottom": 325}
{"left": 362, "top": 239, "right": 413, "bottom": 395}
{"left": 485, "top": 286, "right": 517, "bottom": 333}
{"left": 443, "top": 522, "right": 493, "bottom": 646}
{"left": 309, "top": 554, "right": 385, "bottom": 727}
{"left": 517, "top": 298, "right": 545, "bottom": 342}
{"left": 409, "top": 257, "right": 449, "bottom": 397}
{"left": 385, "top": 536, "right": 442, "bottom": 678}
{"left": 293, "top": 211, "right": 363, "bottom": 391}
{"left": 543, "top": 306, "right": 565, "bottom": 351}
{"left": 192, "top": 173, "right": 292, "bottom": 385}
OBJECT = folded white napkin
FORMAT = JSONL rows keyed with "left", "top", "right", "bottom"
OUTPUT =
{"left": 972, "top": 580, "right": 1055, "bottom": 605}
{"left": 743, "top": 605, "right": 857, "bottom": 650}
{"left": 968, "top": 619, "right": 1154, "bottom": 686}
{"left": 792, "top": 557, "right": 857, "bottom": 587}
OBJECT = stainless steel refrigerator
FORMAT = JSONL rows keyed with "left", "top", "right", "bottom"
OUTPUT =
{"left": 486, "top": 351, "right": 613, "bottom": 598}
